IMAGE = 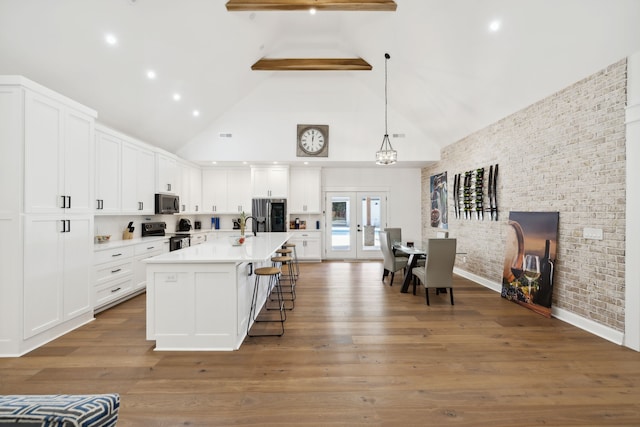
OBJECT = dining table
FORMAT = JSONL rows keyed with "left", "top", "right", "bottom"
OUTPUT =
{"left": 393, "top": 241, "right": 467, "bottom": 294}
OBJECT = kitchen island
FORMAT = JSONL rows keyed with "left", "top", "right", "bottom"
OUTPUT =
{"left": 144, "top": 232, "right": 291, "bottom": 351}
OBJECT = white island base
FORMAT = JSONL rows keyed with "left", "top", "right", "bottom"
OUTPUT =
{"left": 145, "top": 233, "right": 290, "bottom": 351}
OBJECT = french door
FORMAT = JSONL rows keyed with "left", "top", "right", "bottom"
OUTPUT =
{"left": 324, "top": 191, "right": 387, "bottom": 260}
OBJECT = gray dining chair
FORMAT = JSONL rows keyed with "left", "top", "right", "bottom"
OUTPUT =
{"left": 384, "top": 227, "right": 409, "bottom": 259}
{"left": 379, "top": 231, "right": 408, "bottom": 286}
{"left": 411, "top": 238, "right": 457, "bottom": 305}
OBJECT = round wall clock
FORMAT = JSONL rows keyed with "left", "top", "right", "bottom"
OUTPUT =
{"left": 297, "top": 124, "right": 329, "bottom": 157}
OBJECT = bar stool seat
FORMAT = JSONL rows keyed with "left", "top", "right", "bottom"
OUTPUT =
{"left": 271, "top": 255, "right": 295, "bottom": 310}
{"left": 247, "top": 266, "right": 285, "bottom": 337}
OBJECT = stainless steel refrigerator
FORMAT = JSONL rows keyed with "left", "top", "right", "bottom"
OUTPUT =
{"left": 251, "top": 198, "right": 287, "bottom": 232}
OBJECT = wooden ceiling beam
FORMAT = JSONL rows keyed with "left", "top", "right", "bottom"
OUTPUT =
{"left": 251, "top": 57, "right": 372, "bottom": 71}
{"left": 226, "top": 0, "right": 397, "bottom": 12}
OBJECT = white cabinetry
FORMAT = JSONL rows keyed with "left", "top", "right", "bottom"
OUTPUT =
{"left": 121, "top": 141, "right": 155, "bottom": 214}
{"left": 95, "top": 131, "right": 121, "bottom": 213}
{"left": 24, "top": 91, "right": 94, "bottom": 214}
{"left": 95, "top": 126, "right": 156, "bottom": 215}
{"left": 287, "top": 231, "right": 322, "bottom": 261}
{"left": 23, "top": 215, "right": 93, "bottom": 338}
{"left": 202, "top": 168, "right": 251, "bottom": 214}
{"left": 251, "top": 166, "right": 289, "bottom": 198}
{"left": 178, "top": 162, "right": 202, "bottom": 213}
{"left": 94, "top": 238, "right": 169, "bottom": 312}
{"left": 156, "top": 153, "right": 178, "bottom": 194}
{"left": 289, "top": 167, "right": 321, "bottom": 213}
{"left": 1, "top": 76, "right": 97, "bottom": 357}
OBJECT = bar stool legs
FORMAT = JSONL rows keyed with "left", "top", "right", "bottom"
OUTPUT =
{"left": 271, "top": 255, "right": 295, "bottom": 310}
{"left": 282, "top": 243, "right": 299, "bottom": 279}
{"left": 247, "top": 266, "right": 285, "bottom": 337}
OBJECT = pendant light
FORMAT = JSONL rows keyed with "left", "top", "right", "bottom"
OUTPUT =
{"left": 376, "top": 53, "right": 397, "bottom": 165}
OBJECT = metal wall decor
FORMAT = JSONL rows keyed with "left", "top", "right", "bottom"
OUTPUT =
{"left": 452, "top": 163, "right": 498, "bottom": 221}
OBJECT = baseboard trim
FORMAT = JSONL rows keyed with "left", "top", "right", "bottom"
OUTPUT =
{"left": 454, "top": 267, "right": 625, "bottom": 347}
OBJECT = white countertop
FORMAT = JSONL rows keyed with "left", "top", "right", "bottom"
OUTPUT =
{"left": 94, "top": 236, "right": 168, "bottom": 251}
{"left": 144, "top": 232, "right": 291, "bottom": 264}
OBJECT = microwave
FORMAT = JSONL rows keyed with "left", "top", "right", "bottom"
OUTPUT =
{"left": 155, "top": 193, "right": 180, "bottom": 214}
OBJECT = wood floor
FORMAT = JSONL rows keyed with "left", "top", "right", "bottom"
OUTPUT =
{"left": 2, "top": 261, "right": 640, "bottom": 426}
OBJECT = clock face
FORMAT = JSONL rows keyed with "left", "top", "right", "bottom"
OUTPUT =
{"left": 297, "top": 124, "right": 329, "bottom": 157}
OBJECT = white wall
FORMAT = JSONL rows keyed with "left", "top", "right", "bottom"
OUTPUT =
{"left": 322, "top": 167, "right": 423, "bottom": 244}
{"left": 177, "top": 73, "right": 440, "bottom": 164}
{"left": 625, "top": 51, "right": 640, "bottom": 350}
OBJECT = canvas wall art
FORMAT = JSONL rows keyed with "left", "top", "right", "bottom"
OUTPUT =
{"left": 430, "top": 172, "right": 448, "bottom": 229}
{"left": 502, "top": 211, "right": 559, "bottom": 317}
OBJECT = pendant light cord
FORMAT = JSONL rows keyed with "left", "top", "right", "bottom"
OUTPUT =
{"left": 384, "top": 53, "right": 389, "bottom": 136}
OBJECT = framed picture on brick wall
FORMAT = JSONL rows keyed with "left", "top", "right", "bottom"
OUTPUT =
{"left": 430, "top": 172, "right": 448, "bottom": 229}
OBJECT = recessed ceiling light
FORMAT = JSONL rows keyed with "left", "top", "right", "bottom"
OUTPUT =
{"left": 173, "top": 93, "right": 181, "bottom": 101}
{"left": 211, "top": 161, "right": 217, "bottom": 165}
{"left": 489, "top": 19, "right": 501, "bottom": 32}
{"left": 309, "top": 7, "right": 317, "bottom": 15}
{"left": 243, "top": 161, "right": 248, "bottom": 165}
{"left": 147, "top": 70, "right": 156, "bottom": 79}
{"left": 192, "top": 110, "right": 200, "bottom": 117}
{"left": 105, "top": 34, "right": 118, "bottom": 45}
{"left": 303, "top": 161, "right": 309, "bottom": 165}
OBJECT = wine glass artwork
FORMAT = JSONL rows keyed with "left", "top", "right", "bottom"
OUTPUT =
{"left": 523, "top": 254, "right": 541, "bottom": 301}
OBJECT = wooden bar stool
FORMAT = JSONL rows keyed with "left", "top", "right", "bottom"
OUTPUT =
{"left": 282, "top": 242, "right": 299, "bottom": 278}
{"left": 271, "top": 255, "right": 295, "bottom": 310}
{"left": 247, "top": 266, "right": 285, "bottom": 337}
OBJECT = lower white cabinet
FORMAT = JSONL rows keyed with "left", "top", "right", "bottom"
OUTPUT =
{"left": 287, "top": 231, "right": 322, "bottom": 261}
{"left": 23, "top": 215, "right": 93, "bottom": 339}
{"left": 93, "top": 238, "right": 168, "bottom": 311}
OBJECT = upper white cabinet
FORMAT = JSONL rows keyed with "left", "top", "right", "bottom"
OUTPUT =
{"left": 289, "top": 167, "right": 321, "bottom": 213}
{"left": 178, "top": 162, "right": 202, "bottom": 213}
{"left": 251, "top": 166, "right": 289, "bottom": 198}
{"left": 24, "top": 91, "right": 95, "bottom": 214}
{"left": 202, "top": 168, "right": 251, "bottom": 214}
{"left": 156, "top": 153, "right": 178, "bottom": 194}
{"left": 95, "top": 126, "right": 156, "bottom": 215}
{"left": 95, "top": 131, "right": 121, "bottom": 213}
{"left": 121, "top": 140, "right": 155, "bottom": 214}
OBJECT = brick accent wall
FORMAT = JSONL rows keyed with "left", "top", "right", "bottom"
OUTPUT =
{"left": 422, "top": 58, "right": 627, "bottom": 331}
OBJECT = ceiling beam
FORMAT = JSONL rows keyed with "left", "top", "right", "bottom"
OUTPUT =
{"left": 226, "top": 0, "right": 397, "bottom": 12}
{"left": 251, "top": 57, "right": 372, "bottom": 71}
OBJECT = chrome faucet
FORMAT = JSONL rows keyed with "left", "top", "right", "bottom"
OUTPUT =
{"left": 244, "top": 216, "right": 257, "bottom": 236}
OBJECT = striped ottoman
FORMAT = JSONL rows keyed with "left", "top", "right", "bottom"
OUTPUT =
{"left": 0, "top": 394, "right": 119, "bottom": 426}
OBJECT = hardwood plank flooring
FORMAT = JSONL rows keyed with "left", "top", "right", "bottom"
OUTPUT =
{"left": 2, "top": 261, "right": 640, "bottom": 426}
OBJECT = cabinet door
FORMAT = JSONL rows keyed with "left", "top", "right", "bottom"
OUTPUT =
{"left": 137, "top": 148, "right": 155, "bottom": 214}
{"left": 63, "top": 216, "right": 92, "bottom": 318}
{"left": 190, "top": 167, "right": 202, "bottom": 213}
{"left": 156, "top": 154, "right": 177, "bottom": 193}
{"left": 121, "top": 142, "right": 138, "bottom": 213}
{"left": 251, "top": 167, "right": 289, "bottom": 198}
{"left": 202, "top": 169, "right": 228, "bottom": 213}
{"left": 290, "top": 168, "right": 321, "bottom": 213}
{"left": 178, "top": 163, "right": 191, "bottom": 213}
{"left": 24, "top": 92, "right": 64, "bottom": 214}
{"left": 303, "top": 236, "right": 322, "bottom": 260}
{"left": 96, "top": 132, "right": 122, "bottom": 213}
{"left": 227, "top": 169, "right": 251, "bottom": 213}
{"left": 23, "top": 216, "right": 64, "bottom": 338}
{"left": 64, "top": 110, "right": 94, "bottom": 213}
{"left": 268, "top": 167, "right": 289, "bottom": 198}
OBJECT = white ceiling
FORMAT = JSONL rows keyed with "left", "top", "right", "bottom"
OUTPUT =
{"left": 1, "top": 0, "right": 640, "bottom": 166}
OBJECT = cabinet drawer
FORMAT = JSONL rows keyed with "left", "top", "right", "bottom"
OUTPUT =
{"left": 94, "top": 246, "right": 134, "bottom": 265}
{"left": 95, "top": 277, "right": 133, "bottom": 308}
{"left": 94, "top": 260, "right": 133, "bottom": 285}
{"left": 135, "top": 240, "right": 168, "bottom": 256}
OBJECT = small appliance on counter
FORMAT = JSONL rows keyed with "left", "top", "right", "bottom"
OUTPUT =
{"left": 141, "top": 222, "right": 167, "bottom": 237}
{"left": 232, "top": 218, "right": 241, "bottom": 230}
{"left": 194, "top": 221, "right": 201, "bottom": 230}
{"left": 178, "top": 218, "right": 192, "bottom": 232}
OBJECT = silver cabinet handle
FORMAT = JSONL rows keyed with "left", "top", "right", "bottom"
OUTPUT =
{"left": 111, "top": 287, "right": 121, "bottom": 293}
{"left": 111, "top": 268, "right": 121, "bottom": 274}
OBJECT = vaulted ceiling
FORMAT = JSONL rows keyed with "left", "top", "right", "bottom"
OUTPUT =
{"left": 1, "top": 0, "right": 639, "bottom": 166}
